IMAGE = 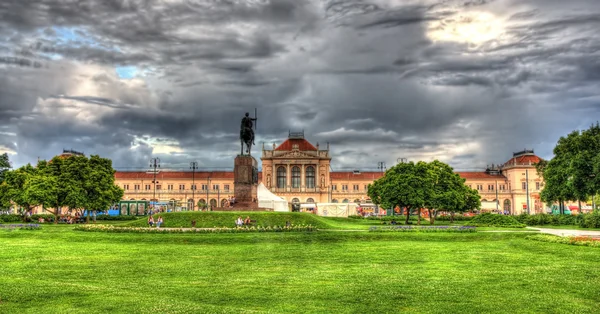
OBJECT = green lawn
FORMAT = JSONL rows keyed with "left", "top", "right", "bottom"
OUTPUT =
{"left": 1, "top": 226, "right": 599, "bottom": 313}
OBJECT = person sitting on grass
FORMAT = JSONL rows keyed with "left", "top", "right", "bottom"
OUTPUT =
{"left": 156, "top": 216, "right": 163, "bottom": 228}
{"left": 244, "top": 216, "right": 251, "bottom": 225}
{"left": 236, "top": 216, "right": 243, "bottom": 227}
{"left": 148, "top": 215, "right": 154, "bottom": 227}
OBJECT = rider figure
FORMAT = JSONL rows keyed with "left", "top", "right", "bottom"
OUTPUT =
{"left": 241, "top": 112, "right": 256, "bottom": 145}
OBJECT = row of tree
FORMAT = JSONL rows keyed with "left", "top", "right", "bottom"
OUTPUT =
{"left": 538, "top": 123, "right": 600, "bottom": 213}
{"left": 0, "top": 154, "right": 123, "bottom": 223}
{"left": 367, "top": 160, "right": 481, "bottom": 224}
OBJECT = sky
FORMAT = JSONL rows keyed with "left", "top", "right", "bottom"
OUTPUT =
{"left": 1, "top": 0, "right": 599, "bottom": 172}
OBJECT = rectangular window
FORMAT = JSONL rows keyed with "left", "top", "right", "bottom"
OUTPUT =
{"left": 201, "top": 184, "right": 207, "bottom": 191}
{"left": 156, "top": 185, "right": 161, "bottom": 190}
{"left": 477, "top": 185, "right": 483, "bottom": 191}
{"left": 536, "top": 182, "right": 540, "bottom": 190}
{"left": 522, "top": 182, "right": 527, "bottom": 190}
{"left": 134, "top": 184, "right": 140, "bottom": 190}
{"left": 123, "top": 184, "right": 129, "bottom": 190}
{"left": 145, "top": 184, "right": 151, "bottom": 190}
{"left": 213, "top": 184, "right": 219, "bottom": 190}
{"left": 488, "top": 185, "right": 494, "bottom": 191}
{"left": 224, "top": 184, "right": 230, "bottom": 191}
{"left": 364, "top": 184, "right": 368, "bottom": 191}
{"left": 332, "top": 185, "right": 337, "bottom": 191}
{"left": 179, "top": 184, "right": 185, "bottom": 190}
{"left": 342, "top": 185, "right": 348, "bottom": 191}
{"left": 353, "top": 185, "right": 359, "bottom": 191}
{"left": 168, "top": 184, "right": 173, "bottom": 191}
{"left": 468, "top": 184, "right": 472, "bottom": 189}
{"left": 191, "top": 184, "right": 196, "bottom": 190}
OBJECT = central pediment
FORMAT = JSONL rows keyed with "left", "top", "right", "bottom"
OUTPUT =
{"left": 272, "top": 150, "right": 319, "bottom": 159}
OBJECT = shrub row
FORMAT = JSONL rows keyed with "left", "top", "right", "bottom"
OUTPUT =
{"left": 434, "top": 215, "right": 473, "bottom": 221}
{"left": 515, "top": 211, "right": 600, "bottom": 228}
{"left": 465, "top": 213, "right": 525, "bottom": 228}
{"left": 95, "top": 215, "right": 138, "bottom": 221}
{"left": 0, "top": 224, "right": 41, "bottom": 230}
{"left": 0, "top": 215, "right": 22, "bottom": 223}
{"left": 369, "top": 225, "right": 476, "bottom": 233}
{"left": 526, "top": 234, "right": 600, "bottom": 248}
{"left": 74, "top": 224, "right": 317, "bottom": 233}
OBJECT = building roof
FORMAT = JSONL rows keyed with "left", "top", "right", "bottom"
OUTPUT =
{"left": 502, "top": 154, "right": 542, "bottom": 167}
{"left": 329, "top": 172, "right": 385, "bottom": 180}
{"left": 274, "top": 138, "right": 318, "bottom": 151}
{"left": 115, "top": 171, "right": 263, "bottom": 180}
{"left": 457, "top": 172, "right": 507, "bottom": 180}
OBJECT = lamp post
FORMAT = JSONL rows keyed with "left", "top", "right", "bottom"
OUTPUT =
{"left": 149, "top": 158, "right": 160, "bottom": 209}
{"left": 207, "top": 176, "right": 211, "bottom": 211}
{"left": 377, "top": 162, "right": 386, "bottom": 172}
{"left": 190, "top": 161, "right": 198, "bottom": 211}
{"left": 526, "top": 169, "right": 530, "bottom": 215}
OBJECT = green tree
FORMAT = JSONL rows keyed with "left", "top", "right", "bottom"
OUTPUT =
{"left": 3, "top": 163, "right": 57, "bottom": 220}
{"left": 368, "top": 161, "right": 429, "bottom": 225}
{"left": 0, "top": 153, "right": 10, "bottom": 184}
{"left": 84, "top": 155, "right": 124, "bottom": 223}
{"left": 424, "top": 160, "right": 469, "bottom": 225}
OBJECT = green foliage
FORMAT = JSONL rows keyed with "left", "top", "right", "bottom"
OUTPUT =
{"left": 0, "top": 152, "right": 10, "bottom": 185}
{"left": 125, "top": 212, "right": 331, "bottom": 229}
{"left": 581, "top": 211, "right": 600, "bottom": 228}
{"left": 465, "top": 213, "right": 525, "bottom": 228}
{"left": 30, "top": 214, "right": 56, "bottom": 222}
{"left": 95, "top": 215, "right": 138, "bottom": 221}
{"left": 435, "top": 215, "right": 473, "bottom": 221}
{"left": 74, "top": 224, "right": 317, "bottom": 233}
{"left": 526, "top": 234, "right": 600, "bottom": 248}
{"left": 369, "top": 226, "right": 476, "bottom": 232}
{"left": 0, "top": 214, "right": 21, "bottom": 222}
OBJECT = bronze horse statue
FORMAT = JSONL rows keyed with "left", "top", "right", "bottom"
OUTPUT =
{"left": 240, "top": 112, "right": 256, "bottom": 156}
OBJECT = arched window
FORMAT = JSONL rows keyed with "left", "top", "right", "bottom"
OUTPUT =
{"left": 305, "top": 166, "right": 315, "bottom": 188}
{"left": 221, "top": 199, "right": 228, "bottom": 207}
{"left": 210, "top": 199, "right": 217, "bottom": 208}
{"left": 342, "top": 199, "right": 349, "bottom": 203}
{"left": 332, "top": 199, "right": 338, "bottom": 203}
{"left": 188, "top": 199, "right": 194, "bottom": 211}
{"left": 292, "top": 166, "right": 301, "bottom": 188}
{"left": 277, "top": 166, "right": 286, "bottom": 188}
{"left": 292, "top": 198, "right": 300, "bottom": 204}
{"left": 306, "top": 198, "right": 315, "bottom": 203}
{"left": 504, "top": 199, "right": 511, "bottom": 214}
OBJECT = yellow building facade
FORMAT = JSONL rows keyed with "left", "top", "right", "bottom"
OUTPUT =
{"left": 114, "top": 134, "right": 545, "bottom": 215}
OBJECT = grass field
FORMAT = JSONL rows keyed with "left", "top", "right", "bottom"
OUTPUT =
{"left": 1, "top": 223, "right": 599, "bottom": 313}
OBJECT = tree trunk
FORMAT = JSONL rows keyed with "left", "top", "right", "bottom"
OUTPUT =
{"left": 405, "top": 207, "right": 410, "bottom": 225}
{"left": 86, "top": 210, "right": 90, "bottom": 224}
{"left": 428, "top": 209, "right": 435, "bottom": 225}
{"left": 417, "top": 208, "right": 421, "bottom": 225}
{"left": 578, "top": 200, "right": 582, "bottom": 215}
{"left": 450, "top": 212, "right": 455, "bottom": 224}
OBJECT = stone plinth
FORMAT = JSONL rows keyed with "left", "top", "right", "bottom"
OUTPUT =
{"left": 234, "top": 155, "right": 258, "bottom": 206}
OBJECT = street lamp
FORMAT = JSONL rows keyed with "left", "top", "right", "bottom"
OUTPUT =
{"left": 190, "top": 161, "right": 198, "bottom": 211}
{"left": 149, "top": 158, "right": 160, "bottom": 208}
{"left": 207, "top": 176, "right": 211, "bottom": 211}
{"left": 377, "top": 162, "right": 386, "bottom": 172}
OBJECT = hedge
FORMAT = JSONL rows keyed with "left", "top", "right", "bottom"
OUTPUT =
{"left": 369, "top": 225, "right": 476, "bottom": 233}
{"left": 465, "top": 213, "right": 525, "bottom": 228}
{"left": 74, "top": 224, "right": 317, "bottom": 233}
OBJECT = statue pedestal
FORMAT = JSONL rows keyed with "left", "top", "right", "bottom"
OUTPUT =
{"left": 233, "top": 155, "right": 258, "bottom": 207}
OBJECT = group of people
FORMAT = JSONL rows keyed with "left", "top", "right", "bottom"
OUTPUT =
{"left": 226, "top": 196, "right": 237, "bottom": 208}
{"left": 147, "top": 215, "right": 164, "bottom": 228}
{"left": 235, "top": 216, "right": 252, "bottom": 227}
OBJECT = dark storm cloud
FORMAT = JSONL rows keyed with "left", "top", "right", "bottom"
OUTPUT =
{"left": 1, "top": 0, "right": 600, "bottom": 171}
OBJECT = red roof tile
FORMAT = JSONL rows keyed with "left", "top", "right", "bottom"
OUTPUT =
{"left": 115, "top": 171, "right": 234, "bottom": 180}
{"left": 503, "top": 155, "right": 542, "bottom": 166}
{"left": 329, "top": 172, "right": 385, "bottom": 180}
{"left": 457, "top": 172, "right": 507, "bottom": 180}
{"left": 275, "top": 139, "right": 318, "bottom": 151}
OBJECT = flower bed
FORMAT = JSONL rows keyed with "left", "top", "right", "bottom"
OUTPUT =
{"left": 0, "top": 224, "right": 41, "bottom": 230}
{"left": 526, "top": 234, "right": 600, "bottom": 248}
{"left": 74, "top": 224, "right": 317, "bottom": 233}
{"left": 369, "top": 225, "right": 476, "bottom": 233}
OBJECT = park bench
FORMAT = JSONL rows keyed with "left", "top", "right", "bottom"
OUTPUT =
{"left": 243, "top": 220, "right": 257, "bottom": 227}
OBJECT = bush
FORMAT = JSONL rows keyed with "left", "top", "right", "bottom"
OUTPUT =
{"left": 516, "top": 213, "right": 584, "bottom": 227}
{"left": 435, "top": 215, "right": 474, "bottom": 222}
{"left": 580, "top": 211, "right": 600, "bottom": 228}
{"left": 465, "top": 213, "right": 525, "bottom": 228}
{"left": 526, "top": 234, "right": 600, "bottom": 248}
{"left": 74, "top": 224, "right": 317, "bottom": 233}
{"left": 95, "top": 215, "right": 138, "bottom": 221}
{"left": 31, "top": 214, "right": 56, "bottom": 222}
{"left": 369, "top": 225, "right": 476, "bottom": 233}
{"left": 0, "top": 214, "right": 22, "bottom": 223}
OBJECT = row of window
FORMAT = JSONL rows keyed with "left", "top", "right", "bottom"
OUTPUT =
{"left": 331, "top": 184, "right": 368, "bottom": 191}
{"left": 277, "top": 166, "right": 316, "bottom": 188}
{"left": 470, "top": 182, "right": 541, "bottom": 191}
{"left": 122, "top": 184, "right": 230, "bottom": 191}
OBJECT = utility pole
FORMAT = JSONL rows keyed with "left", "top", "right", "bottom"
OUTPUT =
{"left": 190, "top": 161, "right": 198, "bottom": 211}
{"left": 495, "top": 180, "right": 499, "bottom": 213}
{"left": 207, "top": 176, "right": 211, "bottom": 211}
{"left": 149, "top": 158, "right": 160, "bottom": 208}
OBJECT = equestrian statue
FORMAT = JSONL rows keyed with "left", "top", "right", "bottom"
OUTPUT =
{"left": 240, "top": 110, "right": 257, "bottom": 156}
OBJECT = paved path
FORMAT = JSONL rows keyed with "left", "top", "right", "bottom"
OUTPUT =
{"left": 526, "top": 227, "right": 600, "bottom": 238}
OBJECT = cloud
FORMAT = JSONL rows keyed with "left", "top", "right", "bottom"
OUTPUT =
{"left": 0, "top": 0, "right": 599, "bottom": 172}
